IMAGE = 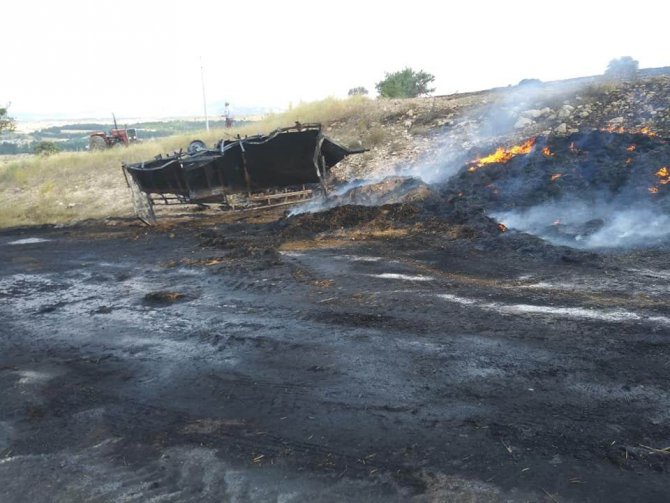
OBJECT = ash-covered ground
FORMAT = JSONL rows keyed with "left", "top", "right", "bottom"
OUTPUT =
{"left": 5, "top": 71, "right": 670, "bottom": 501}
{"left": 1, "top": 158, "right": 669, "bottom": 503}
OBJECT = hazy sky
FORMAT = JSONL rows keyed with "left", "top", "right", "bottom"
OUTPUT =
{"left": 3, "top": 0, "right": 669, "bottom": 120}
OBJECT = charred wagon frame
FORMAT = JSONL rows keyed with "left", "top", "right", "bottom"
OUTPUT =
{"left": 122, "top": 123, "right": 363, "bottom": 224}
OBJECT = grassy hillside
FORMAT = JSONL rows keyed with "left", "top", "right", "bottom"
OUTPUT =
{"left": 0, "top": 97, "right": 377, "bottom": 228}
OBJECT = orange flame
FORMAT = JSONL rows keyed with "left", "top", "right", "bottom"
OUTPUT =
{"left": 469, "top": 138, "right": 536, "bottom": 171}
{"left": 550, "top": 173, "right": 562, "bottom": 182}
{"left": 542, "top": 146, "right": 554, "bottom": 157}
{"left": 639, "top": 127, "right": 657, "bottom": 137}
{"left": 605, "top": 125, "right": 658, "bottom": 137}
{"left": 605, "top": 124, "right": 625, "bottom": 134}
{"left": 626, "top": 144, "right": 636, "bottom": 152}
{"left": 497, "top": 223, "right": 507, "bottom": 232}
{"left": 657, "top": 166, "right": 670, "bottom": 185}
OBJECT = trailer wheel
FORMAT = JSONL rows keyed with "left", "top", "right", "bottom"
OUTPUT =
{"left": 187, "top": 140, "right": 207, "bottom": 155}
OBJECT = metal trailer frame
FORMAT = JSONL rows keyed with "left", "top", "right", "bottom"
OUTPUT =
{"left": 122, "top": 123, "right": 363, "bottom": 224}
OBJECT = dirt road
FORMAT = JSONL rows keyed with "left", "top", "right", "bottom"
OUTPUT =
{"left": 0, "top": 215, "right": 668, "bottom": 502}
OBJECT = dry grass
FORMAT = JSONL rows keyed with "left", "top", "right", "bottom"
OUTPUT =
{"left": 278, "top": 238, "right": 358, "bottom": 252}
{"left": 0, "top": 96, "right": 376, "bottom": 228}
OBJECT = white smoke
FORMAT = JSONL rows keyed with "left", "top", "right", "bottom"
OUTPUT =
{"left": 397, "top": 80, "right": 589, "bottom": 185}
{"left": 287, "top": 177, "right": 385, "bottom": 216}
{"left": 292, "top": 82, "right": 589, "bottom": 216}
{"left": 494, "top": 199, "right": 670, "bottom": 249}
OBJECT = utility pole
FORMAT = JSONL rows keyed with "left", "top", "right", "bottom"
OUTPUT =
{"left": 200, "top": 57, "right": 209, "bottom": 132}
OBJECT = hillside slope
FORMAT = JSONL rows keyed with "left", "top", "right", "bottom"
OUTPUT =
{"left": 329, "top": 75, "right": 670, "bottom": 181}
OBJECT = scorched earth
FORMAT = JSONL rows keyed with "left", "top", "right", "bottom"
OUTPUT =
{"left": 0, "top": 190, "right": 668, "bottom": 501}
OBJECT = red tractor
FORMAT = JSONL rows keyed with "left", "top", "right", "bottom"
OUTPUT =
{"left": 89, "top": 114, "right": 138, "bottom": 150}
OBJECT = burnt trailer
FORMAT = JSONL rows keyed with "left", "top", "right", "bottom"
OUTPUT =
{"left": 122, "top": 123, "right": 363, "bottom": 223}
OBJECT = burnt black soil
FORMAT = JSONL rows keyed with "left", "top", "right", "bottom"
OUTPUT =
{"left": 0, "top": 211, "right": 669, "bottom": 502}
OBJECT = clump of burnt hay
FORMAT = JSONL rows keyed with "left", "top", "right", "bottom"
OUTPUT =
{"left": 278, "top": 203, "right": 421, "bottom": 240}
{"left": 442, "top": 130, "right": 670, "bottom": 213}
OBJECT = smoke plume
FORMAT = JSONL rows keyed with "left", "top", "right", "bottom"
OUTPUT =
{"left": 494, "top": 199, "right": 670, "bottom": 249}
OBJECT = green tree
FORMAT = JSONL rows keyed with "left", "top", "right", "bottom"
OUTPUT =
{"left": 34, "top": 141, "right": 61, "bottom": 156}
{"left": 375, "top": 68, "right": 435, "bottom": 98}
{"left": 604, "top": 56, "right": 639, "bottom": 79}
{"left": 0, "top": 105, "right": 15, "bottom": 134}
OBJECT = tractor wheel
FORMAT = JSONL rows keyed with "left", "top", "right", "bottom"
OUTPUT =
{"left": 89, "top": 135, "right": 107, "bottom": 151}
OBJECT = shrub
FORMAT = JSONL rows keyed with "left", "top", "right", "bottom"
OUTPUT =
{"left": 0, "top": 105, "right": 15, "bottom": 134}
{"left": 348, "top": 87, "right": 369, "bottom": 96}
{"left": 604, "top": 56, "right": 639, "bottom": 79}
{"left": 34, "top": 141, "right": 61, "bottom": 156}
{"left": 517, "top": 78, "right": 542, "bottom": 87}
{"left": 375, "top": 68, "right": 435, "bottom": 99}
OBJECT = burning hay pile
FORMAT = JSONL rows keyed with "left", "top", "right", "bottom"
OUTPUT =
{"left": 442, "top": 129, "right": 670, "bottom": 247}
{"left": 447, "top": 129, "right": 670, "bottom": 209}
{"left": 283, "top": 127, "right": 670, "bottom": 251}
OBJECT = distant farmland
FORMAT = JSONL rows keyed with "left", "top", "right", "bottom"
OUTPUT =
{"left": 0, "top": 118, "right": 250, "bottom": 154}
